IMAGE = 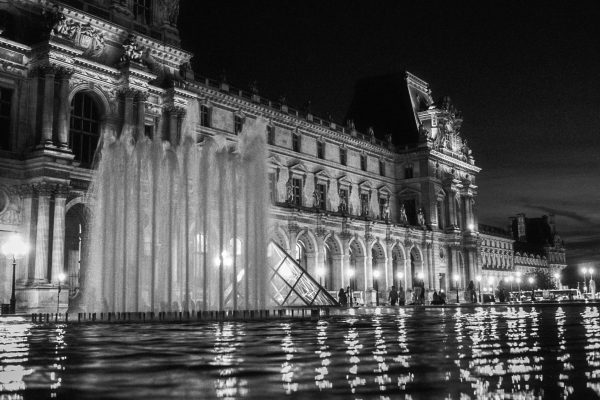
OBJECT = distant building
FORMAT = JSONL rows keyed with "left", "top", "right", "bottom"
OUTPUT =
{"left": 477, "top": 214, "right": 567, "bottom": 292}
{"left": 510, "top": 213, "right": 567, "bottom": 276}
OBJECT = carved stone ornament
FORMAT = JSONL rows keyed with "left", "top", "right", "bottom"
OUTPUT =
{"left": 158, "top": 0, "right": 180, "bottom": 25}
{"left": 0, "top": 185, "right": 21, "bottom": 226}
{"left": 45, "top": 6, "right": 106, "bottom": 58}
{"left": 120, "top": 34, "right": 145, "bottom": 65}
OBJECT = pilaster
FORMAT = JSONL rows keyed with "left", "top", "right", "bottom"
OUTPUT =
{"left": 50, "top": 185, "right": 69, "bottom": 283}
{"left": 33, "top": 184, "right": 52, "bottom": 282}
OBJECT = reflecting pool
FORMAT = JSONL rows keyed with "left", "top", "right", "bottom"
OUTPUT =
{"left": 2, "top": 305, "right": 600, "bottom": 399}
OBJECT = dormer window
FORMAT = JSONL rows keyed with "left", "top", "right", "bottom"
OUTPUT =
{"left": 133, "top": 0, "right": 152, "bottom": 24}
{"left": 317, "top": 140, "right": 325, "bottom": 159}
{"left": 234, "top": 115, "right": 244, "bottom": 135}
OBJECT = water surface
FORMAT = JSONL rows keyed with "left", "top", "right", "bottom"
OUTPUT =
{"left": 1, "top": 305, "right": 600, "bottom": 399}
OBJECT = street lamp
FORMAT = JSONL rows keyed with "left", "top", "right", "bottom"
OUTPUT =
{"left": 590, "top": 268, "right": 596, "bottom": 298}
{"left": 373, "top": 269, "right": 380, "bottom": 306}
{"left": 316, "top": 267, "right": 325, "bottom": 287}
{"left": 581, "top": 267, "right": 589, "bottom": 293}
{"left": 57, "top": 272, "right": 66, "bottom": 315}
{"left": 528, "top": 276, "right": 535, "bottom": 301}
{"left": 396, "top": 271, "right": 404, "bottom": 289}
{"left": 488, "top": 276, "right": 495, "bottom": 301}
{"left": 348, "top": 268, "right": 355, "bottom": 306}
{"left": 1, "top": 234, "right": 28, "bottom": 314}
{"left": 515, "top": 275, "right": 522, "bottom": 301}
{"left": 507, "top": 275, "right": 514, "bottom": 292}
{"left": 476, "top": 275, "right": 482, "bottom": 303}
{"left": 453, "top": 274, "right": 460, "bottom": 304}
{"left": 554, "top": 272, "right": 561, "bottom": 290}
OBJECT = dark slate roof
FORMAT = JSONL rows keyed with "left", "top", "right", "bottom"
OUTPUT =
{"left": 344, "top": 72, "right": 422, "bottom": 147}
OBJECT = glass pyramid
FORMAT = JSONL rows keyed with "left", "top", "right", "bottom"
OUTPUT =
{"left": 267, "top": 241, "right": 338, "bottom": 307}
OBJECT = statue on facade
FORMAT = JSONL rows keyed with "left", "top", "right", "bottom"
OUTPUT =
{"left": 286, "top": 179, "right": 293, "bottom": 204}
{"left": 312, "top": 190, "right": 321, "bottom": 209}
{"left": 399, "top": 203, "right": 408, "bottom": 225}
{"left": 383, "top": 201, "right": 390, "bottom": 222}
{"left": 158, "top": 0, "right": 180, "bottom": 25}
{"left": 338, "top": 194, "right": 347, "bottom": 214}
{"left": 417, "top": 207, "right": 426, "bottom": 227}
{"left": 120, "top": 34, "right": 144, "bottom": 64}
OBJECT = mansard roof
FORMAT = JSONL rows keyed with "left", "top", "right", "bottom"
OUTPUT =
{"left": 344, "top": 71, "right": 422, "bottom": 147}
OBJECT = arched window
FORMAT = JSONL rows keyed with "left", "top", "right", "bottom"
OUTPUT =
{"left": 70, "top": 92, "right": 100, "bottom": 167}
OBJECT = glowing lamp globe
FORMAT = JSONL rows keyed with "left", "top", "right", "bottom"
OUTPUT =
{"left": 373, "top": 270, "right": 381, "bottom": 279}
{"left": 453, "top": 274, "right": 460, "bottom": 282}
{"left": 1, "top": 234, "right": 28, "bottom": 258}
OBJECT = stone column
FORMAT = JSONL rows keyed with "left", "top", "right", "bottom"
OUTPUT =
{"left": 168, "top": 107, "right": 179, "bottom": 144}
{"left": 306, "top": 253, "right": 317, "bottom": 280}
{"left": 56, "top": 69, "right": 73, "bottom": 148}
{"left": 122, "top": 89, "right": 135, "bottom": 135}
{"left": 137, "top": 92, "right": 147, "bottom": 139}
{"left": 40, "top": 66, "right": 56, "bottom": 146}
{"left": 33, "top": 184, "right": 52, "bottom": 282}
{"left": 448, "top": 190, "right": 457, "bottom": 228}
{"left": 341, "top": 251, "right": 350, "bottom": 288}
{"left": 18, "top": 185, "right": 35, "bottom": 282}
{"left": 385, "top": 242, "right": 394, "bottom": 291}
{"left": 50, "top": 185, "right": 69, "bottom": 283}
{"left": 331, "top": 254, "right": 344, "bottom": 289}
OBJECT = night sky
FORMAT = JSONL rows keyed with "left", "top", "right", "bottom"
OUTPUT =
{"left": 179, "top": 1, "right": 600, "bottom": 282}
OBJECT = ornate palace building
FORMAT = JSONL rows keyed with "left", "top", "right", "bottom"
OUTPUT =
{"left": 0, "top": 0, "right": 566, "bottom": 311}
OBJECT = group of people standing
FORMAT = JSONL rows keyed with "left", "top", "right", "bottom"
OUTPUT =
{"left": 337, "top": 285, "right": 447, "bottom": 306}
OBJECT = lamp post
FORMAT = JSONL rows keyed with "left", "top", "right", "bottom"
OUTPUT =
{"left": 57, "top": 272, "right": 66, "bottom": 315}
{"left": 348, "top": 268, "right": 355, "bottom": 306}
{"left": 590, "top": 268, "right": 596, "bottom": 298}
{"left": 516, "top": 272, "right": 522, "bottom": 301}
{"left": 1, "top": 234, "right": 28, "bottom": 315}
{"left": 581, "top": 267, "right": 589, "bottom": 294}
{"left": 488, "top": 276, "right": 495, "bottom": 301}
{"left": 373, "top": 269, "right": 380, "bottom": 306}
{"left": 528, "top": 276, "right": 535, "bottom": 301}
{"left": 316, "top": 267, "right": 325, "bottom": 287}
{"left": 396, "top": 271, "right": 404, "bottom": 289}
{"left": 476, "top": 275, "right": 482, "bottom": 303}
{"left": 453, "top": 274, "right": 460, "bottom": 304}
{"left": 554, "top": 272, "right": 561, "bottom": 290}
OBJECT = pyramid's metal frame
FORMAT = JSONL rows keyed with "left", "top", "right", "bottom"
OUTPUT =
{"left": 267, "top": 241, "right": 339, "bottom": 307}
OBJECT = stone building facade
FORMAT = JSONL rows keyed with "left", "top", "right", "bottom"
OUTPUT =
{"left": 0, "top": 0, "right": 564, "bottom": 312}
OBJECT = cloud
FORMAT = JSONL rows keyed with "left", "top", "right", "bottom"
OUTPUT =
{"left": 523, "top": 205, "right": 590, "bottom": 224}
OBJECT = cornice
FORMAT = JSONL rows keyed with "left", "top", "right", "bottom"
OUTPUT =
{"left": 430, "top": 149, "right": 481, "bottom": 173}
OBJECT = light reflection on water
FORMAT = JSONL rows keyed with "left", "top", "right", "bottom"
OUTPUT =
{"left": 2, "top": 306, "right": 600, "bottom": 399}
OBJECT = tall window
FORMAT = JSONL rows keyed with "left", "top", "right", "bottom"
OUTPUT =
{"left": 291, "top": 178, "right": 303, "bottom": 206}
{"left": 379, "top": 160, "right": 386, "bottom": 177}
{"left": 200, "top": 105, "right": 211, "bottom": 127}
{"left": 437, "top": 201, "right": 444, "bottom": 229}
{"left": 379, "top": 197, "right": 387, "bottom": 218}
{"left": 316, "top": 183, "right": 327, "bottom": 211}
{"left": 268, "top": 173, "right": 277, "bottom": 203}
{"left": 339, "top": 188, "right": 348, "bottom": 213}
{"left": 70, "top": 92, "right": 100, "bottom": 167}
{"left": 404, "top": 164, "right": 414, "bottom": 179}
{"left": 0, "top": 88, "right": 12, "bottom": 150}
{"left": 339, "top": 147, "right": 347, "bottom": 166}
{"left": 292, "top": 132, "right": 301, "bottom": 152}
{"left": 267, "top": 125, "right": 275, "bottom": 145}
{"left": 133, "top": 0, "right": 152, "bottom": 24}
{"left": 360, "top": 154, "right": 367, "bottom": 171}
{"left": 404, "top": 199, "right": 417, "bottom": 225}
{"left": 234, "top": 115, "right": 243, "bottom": 134}
{"left": 317, "top": 140, "right": 325, "bottom": 159}
{"left": 360, "top": 192, "right": 369, "bottom": 216}
{"left": 144, "top": 125, "right": 154, "bottom": 139}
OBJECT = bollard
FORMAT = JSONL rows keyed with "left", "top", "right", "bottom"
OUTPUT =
{"left": 78, "top": 313, "right": 81, "bottom": 323}
{"left": 92, "top": 313, "right": 96, "bottom": 321}
{"left": 65, "top": 313, "right": 69, "bottom": 322}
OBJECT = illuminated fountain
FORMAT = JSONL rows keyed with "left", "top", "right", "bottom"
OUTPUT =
{"left": 81, "top": 98, "right": 336, "bottom": 313}
{"left": 82, "top": 101, "right": 269, "bottom": 312}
